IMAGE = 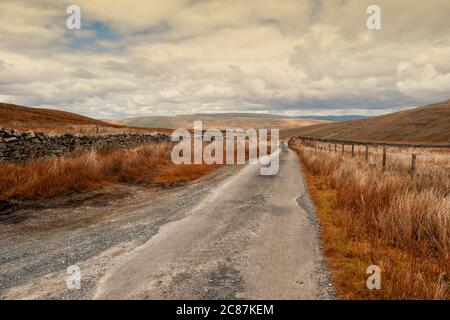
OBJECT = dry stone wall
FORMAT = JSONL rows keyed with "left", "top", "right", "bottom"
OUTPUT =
{"left": 0, "top": 128, "right": 171, "bottom": 162}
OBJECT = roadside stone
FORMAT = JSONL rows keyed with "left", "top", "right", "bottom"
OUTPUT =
{"left": 3, "top": 137, "right": 18, "bottom": 142}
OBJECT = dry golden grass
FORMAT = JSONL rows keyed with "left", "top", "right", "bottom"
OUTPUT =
{"left": 0, "top": 137, "right": 270, "bottom": 201}
{"left": 0, "top": 142, "right": 221, "bottom": 201}
{"left": 289, "top": 137, "right": 450, "bottom": 299}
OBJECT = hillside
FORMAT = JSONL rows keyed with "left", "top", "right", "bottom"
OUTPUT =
{"left": 288, "top": 100, "right": 450, "bottom": 144}
{"left": 0, "top": 102, "right": 119, "bottom": 133}
{"left": 0, "top": 103, "right": 172, "bottom": 135}
{"left": 108, "top": 113, "right": 329, "bottom": 131}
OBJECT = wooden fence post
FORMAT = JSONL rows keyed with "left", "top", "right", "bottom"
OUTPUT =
{"left": 342, "top": 144, "right": 345, "bottom": 155}
{"left": 365, "top": 145, "right": 369, "bottom": 162}
{"left": 334, "top": 144, "right": 337, "bottom": 153}
{"left": 411, "top": 154, "right": 417, "bottom": 178}
{"left": 382, "top": 148, "right": 387, "bottom": 172}
{"left": 351, "top": 144, "right": 355, "bottom": 158}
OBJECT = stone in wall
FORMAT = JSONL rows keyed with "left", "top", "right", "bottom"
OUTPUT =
{"left": 0, "top": 128, "right": 171, "bottom": 163}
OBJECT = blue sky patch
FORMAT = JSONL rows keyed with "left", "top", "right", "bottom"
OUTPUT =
{"left": 65, "top": 21, "right": 123, "bottom": 52}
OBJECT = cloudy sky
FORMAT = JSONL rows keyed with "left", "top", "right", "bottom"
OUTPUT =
{"left": 0, "top": 0, "right": 449, "bottom": 119}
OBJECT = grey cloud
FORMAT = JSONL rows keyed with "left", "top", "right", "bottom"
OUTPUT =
{"left": 70, "top": 68, "right": 96, "bottom": 79}
{"left": 309, "top": 0, "right": 323, "bottom": 23}
{"left": 0, "top": 0, "right": 449, "bottom": 118}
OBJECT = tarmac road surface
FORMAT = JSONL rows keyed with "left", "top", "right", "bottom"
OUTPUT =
{"left": 95, "top": 144, "right": 334, "bottom": 299}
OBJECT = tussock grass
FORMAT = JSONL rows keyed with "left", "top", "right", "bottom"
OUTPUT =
{"left": 0, "top": 137, "right": 268, "bottom": 201}
{"left": 289, "top": 137, "right": 450, "bottom": 299}
{"left": 0, "top": 142, "right": 219, "bottom": 200}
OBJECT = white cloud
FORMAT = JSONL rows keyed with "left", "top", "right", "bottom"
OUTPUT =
{"left": 396, "top": 64, "right": 450, "bottom": 99}
{"left": 0, "top": 0, "right": 449, "bottom": 118}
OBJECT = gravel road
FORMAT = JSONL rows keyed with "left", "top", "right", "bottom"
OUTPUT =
{"left": 0, "top": 144, "right": 334, "bottom": 299}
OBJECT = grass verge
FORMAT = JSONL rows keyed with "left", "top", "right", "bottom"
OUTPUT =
{"left": 290, "top": 137, "right": 450, "bottom": 299}
{"left": 0, "top": 142, "right": 220, "bottom": 201}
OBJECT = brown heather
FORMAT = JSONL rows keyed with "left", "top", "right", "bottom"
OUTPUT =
{"left": 289, "top": 137, "right": 450, "bottom": 299}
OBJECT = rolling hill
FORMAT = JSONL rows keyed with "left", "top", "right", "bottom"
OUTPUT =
{"left": 287, "top": 100, "right": 450, "bottom": 144}
{"left": 0, "top": 102, "right": 118, "bottom": 131}
{"left": 295, "top": 115, "right": 370, "bottom": 121}
{"left": 0, "top": 103, "right": 172, "bottom": 135}
{"left": 0, "top": 103, "right": 327, "bottom": 135}
{"left": 107, "top": 113, "right": 329, "bottom": 131}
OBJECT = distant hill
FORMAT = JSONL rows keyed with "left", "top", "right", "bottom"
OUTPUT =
{"left": 107, "top": 113, "right": 329, "bottom": 131}
{"left": 295, "top": 115, "right": 370, "bottom": 121}
{"left": 288, "top": 100, "right": 450, "bottom": 144}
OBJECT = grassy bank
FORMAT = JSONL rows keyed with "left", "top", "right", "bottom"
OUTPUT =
{"left": 0, "top": 142, "right": 220, "bottom": 201}
{"left": 289, "top": 138, "right": 450, "bottom": 299}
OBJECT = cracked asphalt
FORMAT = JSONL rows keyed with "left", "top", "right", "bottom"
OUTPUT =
{"left": 95, "top": 144, "right": 335, "bottom": 299}
{"left": 0, "top": 144, "right": 334, "bottom": 300}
